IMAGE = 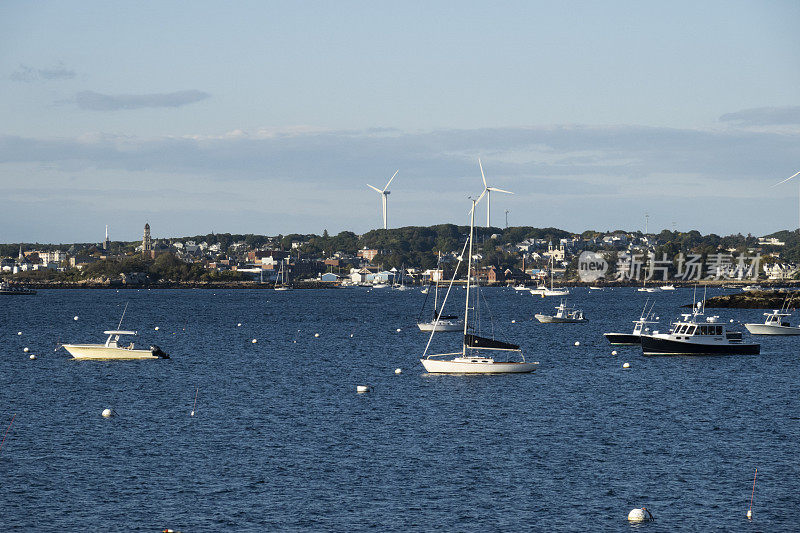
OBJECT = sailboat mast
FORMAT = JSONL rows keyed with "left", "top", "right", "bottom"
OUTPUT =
{"left": 463, "top": 199, "right": 476, "bottom": 355}
{"left": 433, "top": 252, "right": 440, "bottom": 315}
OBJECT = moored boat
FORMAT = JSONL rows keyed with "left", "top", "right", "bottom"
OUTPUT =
{"left": 63, "top": 330, "right": 169, "bottom": 360}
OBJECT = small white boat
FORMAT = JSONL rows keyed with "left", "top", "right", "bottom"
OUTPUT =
{"left": 637, "top": 287, "right": 658, "bottom": 292}
{"left": 745, "top": 298, "right": 800, "bottom": 335}
{"left": 588, "top": 286, "right": 604, "bottom": 291}
{"left": 660, "top": 284, "right": 676, "bottom": 291}
{"left": 535, "top": 300, "right": 588, "bottom": 323}
{"left": 420, "top": 287, "right": 430, "bottom": 294}
{"left": 604, "top": 300, "right": 658, "bottom": 344}
{"left": 417, "top": 254, "right": 463, "bottom": 332}
{"left": 372, "top": 283, "right": 388, "bottom": 288}
{"left": 530, "top": 256, "right": 569, "bottom": 297}
{"left": 513, "top": 285, "right": 529, "bottom": 291}
{"left": 63, "top": 330, "right": 168, "bottom": 360}
{"left": 742, "top": 285, "right": 760, "bottom": 292}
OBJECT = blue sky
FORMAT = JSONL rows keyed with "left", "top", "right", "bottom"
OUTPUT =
{"left": 1, "top": 1, "right": 799, "bottom": 243}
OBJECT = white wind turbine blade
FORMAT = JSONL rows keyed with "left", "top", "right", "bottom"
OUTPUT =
{"left": 487, "top": 186, "right": 514, "bottom": 195}
{"left": 366, "top": 184, "right": 382, "bottom": 193}
{"left": 382, "top": 170, "right": 399, "bottom": 192}
{"left": 478, "top": 158, "right": 487, "bottom": 189}
{"left": 773, "top": 170, "right": 800, "bottom": 187}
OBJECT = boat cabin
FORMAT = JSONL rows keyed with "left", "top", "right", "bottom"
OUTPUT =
{"left": 103, "top": 330, "right": 138, "bottom": 349}
{"left": 764, "top": 311, "right": 791, "bottom": 327}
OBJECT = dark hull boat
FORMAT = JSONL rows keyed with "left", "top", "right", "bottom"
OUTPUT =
{"left": 641, "top": 334, "right": 760, "bottom": 355}
{"left": 604, "top": 333, "right": 642, "bottom": 345}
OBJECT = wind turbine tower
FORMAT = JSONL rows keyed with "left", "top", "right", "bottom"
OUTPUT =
{"left": 478, "top": 159, "right": 513, "bottom": 228}
{"left": 367, "top": 170, "right": 399, "bottom": 230}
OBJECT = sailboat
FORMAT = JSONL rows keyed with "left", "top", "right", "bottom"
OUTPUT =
{"left": 420, "top": 196, "right": 537, "bottom": 373}
{"left": 417, "top": 253, "right": 463, "bottom": 332}
{"left": 274, "top": 259, "right": 291, "bottom": 291}
{"left": 530, "top": 255, "right": 569, "bottom": 297}
{"left": 393, "top": 266, "right": 411, "bottom": 291}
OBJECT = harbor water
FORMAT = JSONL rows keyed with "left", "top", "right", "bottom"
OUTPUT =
{"left": 1, "top": 287, "right": 798, "bottom": 531}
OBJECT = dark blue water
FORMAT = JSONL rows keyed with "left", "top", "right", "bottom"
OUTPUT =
{"left": 1, "top": 287, "right": 798, "bottom": 531}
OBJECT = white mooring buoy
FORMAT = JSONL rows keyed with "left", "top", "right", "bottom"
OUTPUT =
{"left": 627, "top": 508, "right": 647, "bottom": 522}
{"left": 29, "top": 354, "right": 36, "bottom": 360}
{"left": 101, "top": 408, "right": 113, "bottom": 418}
{"left": 623, "top": 362, "right": 630, "bottom": 369}
{"left": 611, "top": 350, "right": 618, "bottom": 356}
{"left": 574, "top": 341, "right": 580, "bottom": 346}
{"left": 314, "top": 333, "right": 320, "bottom": 338}
{"left": 17, "top": 331, "right": 22, "bottom": 336}
{"left": 237, "top": 323, "right": 242, "bottom": 327}
{"left": 73, "top": 316, "right": 79, "bottom": 321}
{"left": 356, "top": 385, "right": 371, "bottom": 393}
{"left": 395, "top": 368, "right": 402, "bottom": 374}
{"left": 251, "top": 339, "right": 257, "bottom": 344}
{"left": 23, "top": 347, "right": 29, "bottom": 353}
{"left": 396, "top": 328, "right": 401, "bottom": 332}
{"left": 511, "top": 319, "right": 516, "bottom": 323}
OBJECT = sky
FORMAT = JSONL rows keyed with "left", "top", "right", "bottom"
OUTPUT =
{"left": 1, "top": 0, "right": 799, "bottom": 243}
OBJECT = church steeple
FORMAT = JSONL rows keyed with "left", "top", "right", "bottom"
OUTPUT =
{"left": 142, "top": 223, "right": 152, "bottom": 256}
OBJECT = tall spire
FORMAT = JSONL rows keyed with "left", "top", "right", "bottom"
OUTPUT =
{"left": 142, "top": 223, "right": 152, "bottom": 257}
{"left": 103, "top": 225, "right": 110, "bottom": 250}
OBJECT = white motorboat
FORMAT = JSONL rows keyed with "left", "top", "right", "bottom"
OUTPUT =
{"left": 535, "top": 299, "right": 588, "bottom": 323}
{"left": 513, "top": 284, "right": 529, "bottom": 291}
{"left": 745, "top": 299, "right": 800, "bottom": 335}
{"left": 660, "top": 284, "right": 676, "bottom": 291}
{"left": 63, "top": 330, "right": 168, "bottom": 360}
{"left": 742, "top": 285, "right": 760, "bottom": 292}
{"left": 588, "top": 286, "right": 604, "bottom": 291}
{"left": 420, "top": 193, "right": 537, "bottom": 374}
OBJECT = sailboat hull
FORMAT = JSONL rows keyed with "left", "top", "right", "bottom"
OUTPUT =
{"left": 420, "top": 357, "right": 537, "bottom": 373}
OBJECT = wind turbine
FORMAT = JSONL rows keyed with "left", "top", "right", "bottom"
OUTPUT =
{"left": 367, "top": 170, "right": 399, "bottom": 230}
{"left": 774, "top": 170, "right": 800, "bottom": 233}
{"left": 478, "top": 158, "right": 513, "bottom": 227}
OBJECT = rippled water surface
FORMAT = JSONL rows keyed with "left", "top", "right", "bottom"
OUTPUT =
{"left": 1, "top": 287, "right": 798, "bottom": 531}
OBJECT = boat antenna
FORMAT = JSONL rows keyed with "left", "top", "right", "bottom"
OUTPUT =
{"left": 117, "top": 302, "right": 129, "bottom": 330}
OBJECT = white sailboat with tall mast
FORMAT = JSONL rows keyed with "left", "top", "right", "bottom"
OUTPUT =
{"left": 420, "top": 194, "right": 537, "bottom": 373}
{"left": 417, "top": 252, "right": 462, "bottom": 332}
{"left": 529, "top": 255, "right": 569, "bottom": 297}
{"left": 274, "top": 259, "right": 291, "bottom": 291}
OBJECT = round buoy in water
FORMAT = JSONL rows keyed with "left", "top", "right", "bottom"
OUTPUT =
{"left": 314, "top": 333, "right": 320, "bottom": 338}
{"left": 102, "top": 408, "right": 113, "bottom": 418}
{"left": 511, "top": 319, "right": 516, "bottom": 324}
{"left": 396, "top": 328, "right": 401, "bottom": 332}
{"left": 23, "top": 347, "right": 29, "bottom": 353}
{"left": 29, "top": 354, "right": 36, "bottom": 360}
{"left": 623, "top": 362, "right": 630, "bottom": 369}
{"left": 350, "top": 334, "right": 354, "bottom": 338}
{"left": 251, "top": 339, "right": 257, "bottom": 344}
{"left": 627, "top": 508, "right": 647, "bottom": 522}
{"left": 730, "top": 319, "right": 734, "bottom": 323}
{"left": 154, "top": 326, "right": 159, "bottom": 331}
{"left": 574, "top": 341, "right": 580, "bottom": 346}
{"left": 237, "top": 323, "right": 242, "bottom": 327}
{"left": 73, "top": 316, "right": 79, "bottom": 321}
{"left": 356, "top": 385, "right": 370, "bottom": 393}
{"left": 395, "top": 368, "right": 402, "bottom": 374}
{"left": 17, "top": 331, "right": 22, "bottom": 336}
{"left": 611, "top": 350, "right": 618, "bottom": 356}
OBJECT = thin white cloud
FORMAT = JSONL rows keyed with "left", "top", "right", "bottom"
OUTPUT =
{"left": 71, "top": 90, "right": 210, "bottom": 111}
{"left": 720, "top": 106, "right": 800, "bottom": 126}
{"left": 10, "top": 62, "right": 76, "bottom": 82}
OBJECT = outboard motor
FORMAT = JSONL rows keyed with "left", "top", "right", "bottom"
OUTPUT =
{"left": 150, "top": 345, "right": 169, "bottom": 359}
